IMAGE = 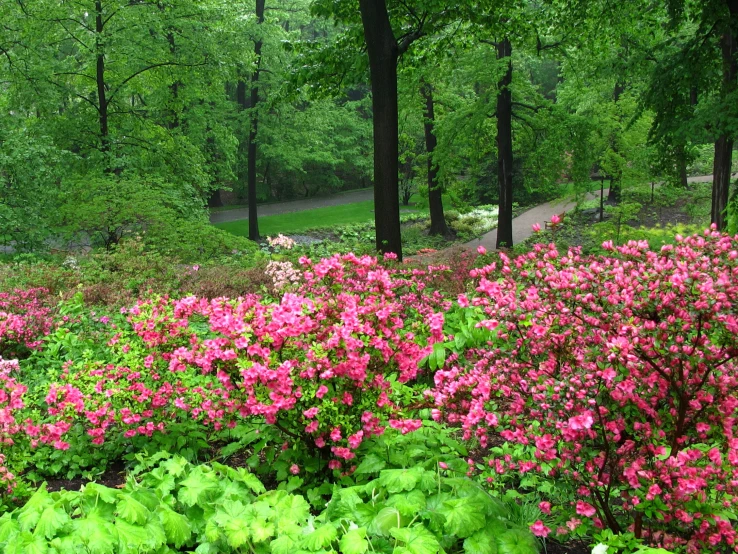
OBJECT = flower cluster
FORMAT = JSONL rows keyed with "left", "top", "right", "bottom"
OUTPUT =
{"left": 0, "top": 359, "right": 25, "bottom": 493}
{"left": 27, "top": 254, "right": 448, "bottom": 467}
{"left": 265, "top": 260, "right": 301, "bottom": 291}
{"left": 0, "top": 288, "right": 53, "bottom": 355}
{"left": 266, "top": 234, "right": 296, "bottom": 250}
{"left": 432, "top": 229, "right": 738, "bottom": 552}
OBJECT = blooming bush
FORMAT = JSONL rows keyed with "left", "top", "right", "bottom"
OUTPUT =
{"left": 0, "top": 359, "right": 25, "bottom": 494}
{"left": 28, "top": 254, "right": 448, "bottom": 469}
{"left": 0, "top": 288, "right": 53, "bottom": 356}
{"left": 431, "top": 229, "right": 738, "bottom": 552}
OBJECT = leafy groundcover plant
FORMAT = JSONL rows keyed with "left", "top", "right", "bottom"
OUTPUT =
{"left": 0, "top": 453, "right": 539, "bottom": 553}
{"left": 432, "top": 228, "right": 738, "bottom": 552}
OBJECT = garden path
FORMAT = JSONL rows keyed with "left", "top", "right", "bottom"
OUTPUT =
{"left": 464, "top": 174, "right": 717, "bottom": 253}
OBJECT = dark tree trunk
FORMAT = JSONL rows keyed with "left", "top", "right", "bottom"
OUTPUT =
{"left": 712, "top": 5, "right": 738, "bottom": 230}
{"left": 608, "top": 81, "right": 625, "bottom": 203}
{"left": 496, "top": 38, "right": 514, "bottom": 249}
{"left": 421, "top": 80, "right": 450, "bottom": 237}
{"left": 676, "top": 144, "right": 689, "bottom": 187}
{"left": 358, "top": 0, "right": 402, "bottom": 260}
{"left": 95, "top": 1, "right": 109, "bottom": 155}
{"left": 247, "top": 0, "right": 265, "bottom": 241}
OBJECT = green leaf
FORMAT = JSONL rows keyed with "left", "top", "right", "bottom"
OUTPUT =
{"left": 390, "top": 525, "right": 441, "bottom": 554}
{"left": 251, "top": 518, "right": 275, "bottom": 542}
{"left": 439, "top": 498, "right": 487, "bottom": 538}
{"left": 13, "top": 531, "right": 49, "bottom": 554}
{"left": 354, "top": 454, "right": 386, "bottom": 474}
{"left": 177, "top": 467, "right": 218, "bottom": 507}
{"left": 117, "top": 494, "right": 150, "bottom": 525}
{"left": 0, "top": 515, "right": 21, "bottom": 544}
{"left": 271, "top": 535, "right": 297, "bottom": 554}
{"left": 378, "top": 468, "right": 423, "bottom": 493}
{"left": 274, "top": 493, "right": 311, "bottom": 523}
{"left": 224, "top": 517, "right": 252, "bottom": 548}
{"left": 496, "top": 529, "right": 539, "bottom": 554}
{"left": 158, "top": 506, "right": 192, "bottom": 548}
{"left": 386, "top": 490, "right": 427, "bottom": 517}
{"left": 302, "top": 523, "right": 337, "bottom": 551}
{"left": 464, "top": 528, "right": 500, "bottom": 554}
{"left": 74, "top": 516, "right": 117, "bottom": 554}
{"left": 17, "top": 487, "right": 53, "bottom": 532}
{"left": 339, "top": 528, "right": 369, "bottom": 554}
{"left": 115, "top": 519, "right": 149, "bottom": 552}
{"left": 370, "top": 506, "right": 402, "bottom": 536}
{"left": 34, "top": 506, "right": 70, "bottom": 539}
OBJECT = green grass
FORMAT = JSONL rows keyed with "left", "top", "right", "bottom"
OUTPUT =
{"left": 215, "top": 201, "right": 378, "bottom": 237}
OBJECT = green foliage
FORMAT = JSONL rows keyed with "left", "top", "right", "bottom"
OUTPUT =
{"left": 0, "top": 453, "right": 539, "bottom": 554}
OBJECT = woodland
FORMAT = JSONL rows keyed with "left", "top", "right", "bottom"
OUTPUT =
{"left": 0, "top": 1, "right": 738, "bottom": 554}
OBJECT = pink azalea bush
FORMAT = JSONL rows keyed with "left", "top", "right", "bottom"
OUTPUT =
{"left": 29, "top": 254, "right": 448, "bottom": 466}
{"left": 0, "top": 288, "right": 53, "bottom": 356}
{"left": 0, "top": 359, "right": 25, "bottom": 494}
{"left": 431, "top": 229, "right": 738, "bottom": 552}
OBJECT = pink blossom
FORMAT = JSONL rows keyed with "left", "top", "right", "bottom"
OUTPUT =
{"left": 530, "top": 520, "right": 551, "bottom": 537}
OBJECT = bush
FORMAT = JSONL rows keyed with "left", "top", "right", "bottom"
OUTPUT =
{"left": 432, "top": 230, "right": 738, "bottom": 552}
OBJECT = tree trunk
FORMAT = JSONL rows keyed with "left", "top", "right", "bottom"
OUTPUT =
{"left": 712, "top": 5, "right": 738, "bottom": 230}
{"left": 358, "top": 0, "right": 402, "bottom": 260}
{"left": 247, "top": 0, "right": 265, "bottom": 242}
{"left": 421, "top": 80, "right": 450, "bottom": 237}
{"left": 496, "top": 38, "right": 514, "bottom": 249}
{"left": 676, "top": 144, "right": 689, "bottom": 187}
{"left": 95, "top": 0, "right": 109, "bottom": 155}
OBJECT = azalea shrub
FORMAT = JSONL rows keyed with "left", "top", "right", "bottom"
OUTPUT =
{"left": 9, "top": 254, "right": 449, "bottom": 484}
{"left": 0, "top": 288, "right": 53, "bottom": 357}
{"left": 431, "top": 229, "right": 738, "bottom": 552}
{"left": 0, "top": 359, "right": 24, "bottom": 496}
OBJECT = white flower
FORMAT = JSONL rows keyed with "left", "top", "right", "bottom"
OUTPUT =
{"left": 592, "top": 545, "right": 609, "bottom": 554}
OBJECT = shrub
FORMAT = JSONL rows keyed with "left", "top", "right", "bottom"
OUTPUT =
{"left": 0, "top": 289, "right": 54, "bottom": 357}
{"left": 431, "top": 229, "right": 738, "bottom": 552}
{"left": 9, "top": 254, "right": 449, "bottom": 480}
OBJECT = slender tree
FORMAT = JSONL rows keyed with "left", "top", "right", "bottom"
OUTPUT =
{"left": 495, "top": 38, "right": 514, "bottom": 248}
{"left": 420, "top": 80, "right": 451, "bottom": 236}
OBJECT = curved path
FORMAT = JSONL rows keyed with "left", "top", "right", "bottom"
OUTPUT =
{"left": 465, "top": 174, "right": 720, "bottom": 253}
{"left": 210, "top": 189, "right": 375, "bottom": 224}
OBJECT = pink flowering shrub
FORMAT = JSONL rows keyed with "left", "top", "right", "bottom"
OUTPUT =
{"left": 431, "top": 230, "right": 738, "bottom": 552}
{"left": 0, "top": 359, "right": 25, "bottom": 494}
{"left": 0, "top": 289, "right": 53, "bottom": 356}
{"left": 36, "top": 254, "right": 448, "bottom": 467}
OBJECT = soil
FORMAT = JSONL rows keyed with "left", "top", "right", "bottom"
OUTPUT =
{"left": 545, "top": 539, "right": 593, "bottom": 554}
{"left": 42, "top": 459, "right": 127, "bottom": 493}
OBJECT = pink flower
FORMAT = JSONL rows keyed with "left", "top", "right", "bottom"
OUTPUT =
{"left": 550, "top": 213, "right": 561, "bottom": 225}
{"left": 439, "top": 461, "right": 448, "bottom": 470}
{"left": 290, "top": 464, "right": 300, "bottom": 475}
{"left": 477, "top": 245, "right": 487, "bottom": 255}
{"left": 539, "top": 501, "right": 552, "bottom": 515}
{"left": 576, "top": 501, "right": 597, "bottom": 517}
{"left": 530, "top": 520, "right": 551, "bottom": 537}
{"left": 532, "top": 223, "right": 542, "bottom": 232}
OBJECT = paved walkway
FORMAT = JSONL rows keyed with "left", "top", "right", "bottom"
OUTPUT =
{"left": 464, "top": 189, "right": 607, "bottom": 252}
{"left": 210, "top": 189, "right": 375, "bottom": 224}
{"left": 464, "top": 174, "right": 720, "bottom": 252}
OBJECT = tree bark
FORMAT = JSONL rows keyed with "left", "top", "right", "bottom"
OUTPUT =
{"left": 358, "top": 0, "right": 403, "bottom": 259}
{"left": 421, "top": 80, "right": 450, "bottom": 237}
{"left": 95, "top": 0, "right": 109, "bottom": 155}
{"left": 676, "top": 143, "right": 689, "bottom": 187}
{"left": 712, "top": 3, "right": 738, "bottom": 230}
{"left": 247, "top": 0, "right": 265, "bottom": 241}
{"left": 496, "top": 38, "right": 514, "bottom": 249}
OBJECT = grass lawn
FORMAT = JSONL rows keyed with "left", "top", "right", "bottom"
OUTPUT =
{"left": 214, "top": 201, "right": 378, "bottom": 237}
